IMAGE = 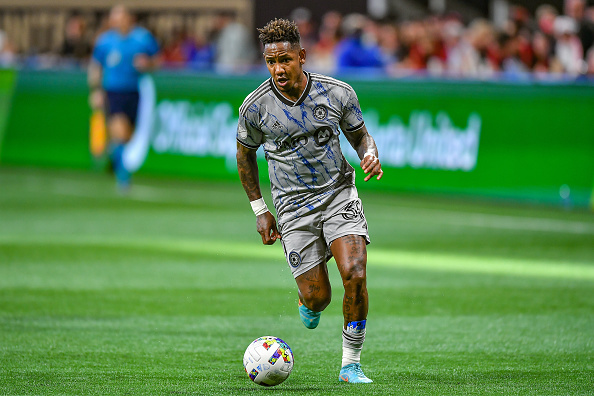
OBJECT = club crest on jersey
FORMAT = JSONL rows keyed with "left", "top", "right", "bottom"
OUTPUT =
{"left": 313, "top": 105, "right": 328, "bottom": 121}
{"left": 288, "top": 251, "right": 301, "bottom": 268}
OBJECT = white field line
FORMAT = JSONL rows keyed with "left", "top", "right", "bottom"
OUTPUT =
{"left": 1, "top": 235, "right": 593, "bottom": 280}
{"left": 13, "top": 176, "right": 594, "bottom": 235}
{"left": 46, "top": 181, "right": 202, "bottom": 205}
{"left": 377, "top": 209, "right": 594, "bottom": 235}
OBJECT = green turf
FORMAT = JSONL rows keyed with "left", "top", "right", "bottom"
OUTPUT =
{"left": 1, "top": 166, "right": 593, "bottom": 395}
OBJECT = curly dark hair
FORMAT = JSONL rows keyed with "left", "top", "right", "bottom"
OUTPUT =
{"left": 257, "top": 18, "right": 301, "bottom": 48}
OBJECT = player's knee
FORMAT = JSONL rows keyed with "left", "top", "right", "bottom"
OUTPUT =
{"left": 303, "top": 290, "right": 331, "bottom": 312}
{"left": 310, "top": 296, "right": 331, "bottom": 312}
{"left": 342, "top": 256, "right": 367, "bottom": 286}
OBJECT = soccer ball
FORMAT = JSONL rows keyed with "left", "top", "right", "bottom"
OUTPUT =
{"left": 243, "top": 336, "right": 294, "bottom": 386}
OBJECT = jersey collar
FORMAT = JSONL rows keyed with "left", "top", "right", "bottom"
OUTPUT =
{"left": 269, "top": 71, "right": 312, "bottom": 107}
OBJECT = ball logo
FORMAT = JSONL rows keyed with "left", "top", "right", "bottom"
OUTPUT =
{"left": 313, "top": 105, "right": 328, "bottom": 121}
{"left": 288, "top": 251, "right": 301, "bottom": 268}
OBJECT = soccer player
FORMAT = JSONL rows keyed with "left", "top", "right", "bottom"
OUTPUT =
{"left": 236, "top": 19, "right": 383, "bottom": 383}
{"left": 88, "top": 5, "right": 159, "bottom": 190}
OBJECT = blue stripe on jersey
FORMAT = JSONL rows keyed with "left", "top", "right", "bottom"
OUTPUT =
{"left": 278, "top": 103, "right": 337, "bottom": 187}
{"left": 270, "top": 158, "right": 295, "bottom": 196}
{"left": 282, "top": 108, "right": 306, "bottom": 130}
{"left": 313, "top": 81, "right": 333, "bottom": 108}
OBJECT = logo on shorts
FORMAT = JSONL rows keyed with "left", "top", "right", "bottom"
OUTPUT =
{"left": 288, "top": 251, "right": 302, "bottom": 268}
{"left": 238, "top": 124, "right": 248, "bottom": 140}
{"left": 313, "top": 105, "right": 328, "bottom": 121}
{"left": 341, "top": 200, "right": 364, "bottom": 221}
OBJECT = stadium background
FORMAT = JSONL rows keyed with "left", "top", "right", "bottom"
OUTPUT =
{"left": 1, "top": 0, "right": 593, "bottom": 395}
{"left": 0, "top": 0, "right": 593, "bottom": 207}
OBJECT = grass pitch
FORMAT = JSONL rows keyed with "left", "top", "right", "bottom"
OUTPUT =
{"left": 0, "top": 166, "right": 593, "bottom": 395}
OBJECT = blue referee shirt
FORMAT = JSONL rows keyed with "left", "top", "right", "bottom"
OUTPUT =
{"left": 92, "top": 27, "right": 159, "bottom": 92}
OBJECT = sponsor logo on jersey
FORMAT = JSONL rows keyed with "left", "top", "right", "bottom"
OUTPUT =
{"left": 313, "top": 105, "right": 328, "bottom": 121}
{"left": 276, "top": 135, "right": 309, "bottom": 152}
{"left": 314, "top": 126, "right": 333, "bottom": 146}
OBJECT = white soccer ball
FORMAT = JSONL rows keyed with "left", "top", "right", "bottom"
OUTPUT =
{"left": 243, "top": 336, "right": 294, "bottom": 387}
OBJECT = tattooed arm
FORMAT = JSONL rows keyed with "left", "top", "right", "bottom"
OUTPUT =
{"left": 344, "top": 125, "right": 384, "bottom": 182}
{"left": 236, "top": 142, "right": 263, "bottom": 201}
{"left": 236, "top": 142, "right": 281, "bottom": 245}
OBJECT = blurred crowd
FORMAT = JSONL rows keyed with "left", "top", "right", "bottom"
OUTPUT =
{"left": 286, "top": 1, "right": 594, "bottom": 79}
{"left": 1, "top": 1, "right": 594, "bottom": 80}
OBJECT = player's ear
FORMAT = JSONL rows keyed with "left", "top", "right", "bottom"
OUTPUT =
{"left": 299, "top": 48, "right": 306, "bottom": 65}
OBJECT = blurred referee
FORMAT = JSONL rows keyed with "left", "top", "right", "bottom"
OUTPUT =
{"left": 88, "top": 4, "right": 160, "bottom": 191}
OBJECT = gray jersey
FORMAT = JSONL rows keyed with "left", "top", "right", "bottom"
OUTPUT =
{"left": 237, "top": 71, "right": 365, "bottom": 223}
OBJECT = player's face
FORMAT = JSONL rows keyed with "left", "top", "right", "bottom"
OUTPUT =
{"left": 109, "top": 6, "right": 132, "bottom": 32}
{"left": 263, "top": 42, "right": 306, "bottom": 98}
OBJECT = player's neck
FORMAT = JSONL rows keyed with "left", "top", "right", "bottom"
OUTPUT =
{"left": 279, "top": 71, "right": 307, "bottom": 103}
{"left": 118, "top": 24, "right": 133, "bottom": 35}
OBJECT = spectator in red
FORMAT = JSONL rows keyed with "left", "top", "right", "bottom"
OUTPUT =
{"left": 531, "top": 31, "right": 553, "bottom": 74}
{"left": 308, "top": 11, "right": 343, "bottom": 74}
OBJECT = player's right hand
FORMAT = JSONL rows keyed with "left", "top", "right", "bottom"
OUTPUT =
{"left": 361, "top": 154, "right": 384, "bottom": 182}
{"left": 257, "top": 211, "right": 281, "bottom": 245}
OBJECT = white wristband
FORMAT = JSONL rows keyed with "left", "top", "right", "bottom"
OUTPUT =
{"left": 250, "top": 197, "right": 269, "bottom": 216}
{"left": 364, "top": 151, "right": 376, "bottom": 159}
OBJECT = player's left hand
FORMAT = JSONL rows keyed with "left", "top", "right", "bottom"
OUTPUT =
{"left": 361, "top": 154, "right": 383, "bottom": 182}
{"left": 88, "top": 89, "right": 104, "bottom": 110}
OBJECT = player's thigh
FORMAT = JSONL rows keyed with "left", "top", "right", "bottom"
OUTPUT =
{"left": 107, "top": 114, "right": 133, "bottom": 141}
{"left": 105, "top": 91, "right": 138, "bottom": 141}
{"left": 294, "top": 260, "right": 331, "bottom": 300}
{"left": 322, "top": 187, "right": 370, "bottom": 279}
{"left": 323, "top": 188, "right": 370, "bottom": 250}
{"left": 280, "top": 219, "right": 328, "bottom": 278}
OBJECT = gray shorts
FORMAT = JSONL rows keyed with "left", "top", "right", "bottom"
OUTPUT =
{"left": 279, "top": 186, "right": 370, "bottom": 279}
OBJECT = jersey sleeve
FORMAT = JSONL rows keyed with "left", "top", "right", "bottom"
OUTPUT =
{"left": 143, "top": 31, "right": 160, "bottom": 56}
{"left": 91, "top": 35, "right": 107, "bottom": 66}
{"left": 237, "top": 104, "right": 263, "bottom": 149}
{"left": 339, "top": 85, "right": 365, "bottom": 133}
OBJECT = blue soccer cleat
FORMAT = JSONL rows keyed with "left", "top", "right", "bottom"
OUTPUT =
{"left": 339, "top": 363, "right": 373, "bottom": 383}
{"left": 298, "top": 299, "right": 321, "bottom": 329}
